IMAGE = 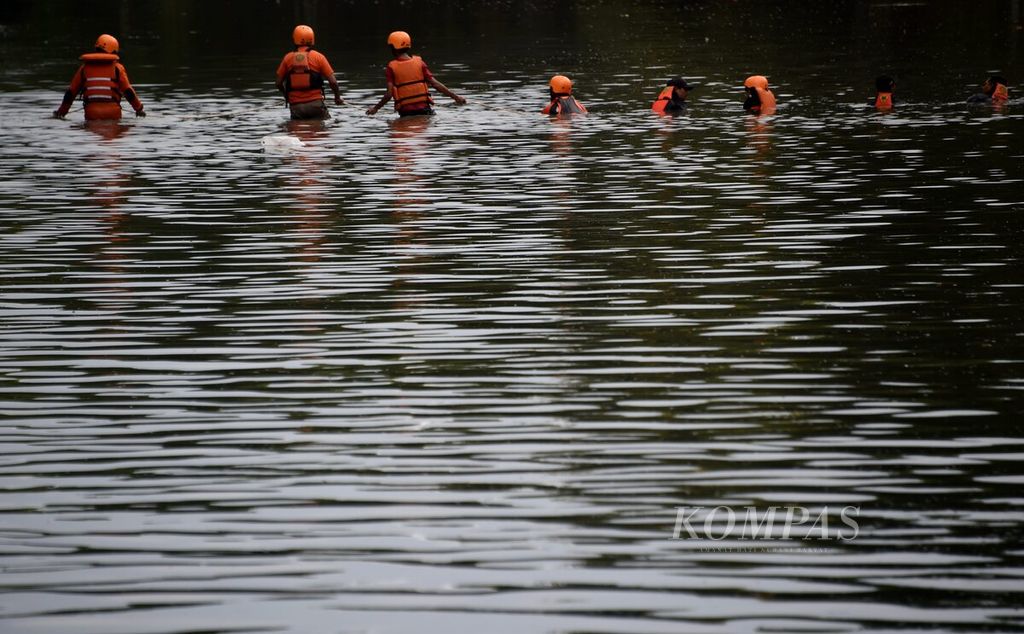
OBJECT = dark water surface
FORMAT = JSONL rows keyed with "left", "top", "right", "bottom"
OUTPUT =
{"left": 2, "top": 1, "right": 1024, "bottom": 632}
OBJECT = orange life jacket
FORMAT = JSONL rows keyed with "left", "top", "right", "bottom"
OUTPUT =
{"left": 78, "top": 53, "right": 122, "bottom": 104}
{"left": 542, "top": 95, "right": 587, "bottom": 115}
{"left": 285, "top": 48, "right": 324, "bottom": 95}
{"left": 389, "top": 56, "right": 433, "bottom": 111}
{"left": 651, "top": 86, "right": 675, "bottom": 113}
{"left": 875, "top": 92, "right": 894, "bottom": 110}
{"left": 992, "top": 83, "right": 1009, "bottom": 103}
{"left": 751, "top": 87, "right": 776, "bottom": 114}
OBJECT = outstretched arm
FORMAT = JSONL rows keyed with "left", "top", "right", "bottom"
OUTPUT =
{"left": 325, "top": 72, "right": 345, "bottom": 106}
{"left": 117, "top": 65, "right": 145, "bottom": 116}
{"left": 366, "top": 83, "right": 394, "bottom": 115}
{"left": 428, "top": 77, "right": 466, "bottom": 105}
{"left": 53, "top": 67, "right": 84, "bottom": 118}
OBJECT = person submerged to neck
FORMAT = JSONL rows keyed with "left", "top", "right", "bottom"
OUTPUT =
{"left": 542, "top": 74, "right": 587, "bottom": 116}
{"left": 968, "top": 75, "right": 1010, "bottom": 104}
{"left": 652, "top": 77, "right": 696, "bottom": 114}
{"left": 743, "top": 75, "right": 776, "bottom": 115}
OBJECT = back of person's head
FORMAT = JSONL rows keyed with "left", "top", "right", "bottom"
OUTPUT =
{"left": 667, "top": 77, "right": 695, "bottom": 91}
{"left": 387, "top": 31, "right": 412, "bottom": 55}
{"left": 989, "top": 75, "right": 1007, "bottom": 87}
{"left": 95, "top": 33, "right": 119, "bottom": 54}
{"left": 875, "top": 75, "right": 895, "bottom": 92}
{"left": 744, "top": 75, "right": 769, "bottom": 91}
{"left": 293, "top": 25, "right": 315, "bottom": 48}
{"left": 549, "top": 74, "right": 573, "bottom": 96}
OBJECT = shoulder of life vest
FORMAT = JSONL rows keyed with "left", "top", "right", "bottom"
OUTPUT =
{"left": 750, "top": 87, "right": 776, "bottom": 114}
{"left": 285, "top": 50, "right": 324, "bottom": 92}
{"left": 992, "top": 83, "right": 1009, "bottom": 102}
{"left": 652, "top": 86, "right": 674, "bottom": 113}
{"left": 875, "top": 92, "right": 893, "bottom": 109}
{"left": 545, "top": 96, "right": 586, "bottom": 115}
{"left": 79, "top": 52, "right": 119, "bottom": 63}
{"left": 389, "top": 56, "right": 432, "bottom": 110}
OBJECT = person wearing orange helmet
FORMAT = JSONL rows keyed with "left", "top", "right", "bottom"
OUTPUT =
{"left": 53, "top": 34, "right": 145, "bottom": 121}
{"left": 366, "top": 31, "right": 466, "bottom": 117}
{"left": 542, "top": 75, "right": 587, "bottom": 115}
{"left": 742, "top": 75, "right": 777, "bottom": 115}
{"left": 275, "top": 25, "right": 345, "bottom": 120}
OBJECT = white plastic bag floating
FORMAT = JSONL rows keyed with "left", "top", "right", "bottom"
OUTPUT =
{"left": 260, "top": 135, "right": 304, "bottom": 152}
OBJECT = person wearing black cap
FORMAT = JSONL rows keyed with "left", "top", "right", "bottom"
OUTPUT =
{"left": 967, "top": 75, "right": 1009, "bottom": 104}
{"left": 651, "top": 77, "right": 695, "bottom": 114}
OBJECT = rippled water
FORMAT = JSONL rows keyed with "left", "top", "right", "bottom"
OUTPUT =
{"left": 3, "top": 3, "right": 1024, "bottom": 632}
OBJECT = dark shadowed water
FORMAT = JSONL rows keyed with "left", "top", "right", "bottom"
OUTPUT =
{"left": 1, "top": 1, "right": 1023, "bottom": 632}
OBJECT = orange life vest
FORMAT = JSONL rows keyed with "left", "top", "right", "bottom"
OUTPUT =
{"left": 542, "top": 95, "right": 587, "bottom": 115}
{"left": 875, "top": 92, "right": 894, "bottom": 111}
{"left": 389, "top": 56, "right": 433, "bottom": 111}
{"left": 78, "top": 53, "right": 122, "bottom": 104}
{"left": 285, "top": 48, "right": 324, "bottom": 95}
{"left": 992, "top": 83, "right": 1009, "bottom": 103}
{"left": 751, "top": 87, "right": 776, "bottom": 114}
{"left": 651, "top": 86, "right": 675, "bottom": 113}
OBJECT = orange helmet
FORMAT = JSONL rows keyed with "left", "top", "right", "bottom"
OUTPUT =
{"left": 744, "top": 75, "right": 769, "bottom": 90}
{"left": 293, "top": 25, "right": 315, "bottom": 46}
{"left": 387, "top": 31, "right": 411, "bottom": 49}
{"left": 549, "top": 74, "right": 573, "bottom": 95}
{"left": 95, "top": 34, "right": 119, "bottom": 54}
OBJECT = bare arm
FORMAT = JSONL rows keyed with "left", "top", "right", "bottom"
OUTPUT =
{"left": 366, "top": 83, "right": 394, "bottom": 115}
{"left": 325, "top": 72, "right": 344, "bottom": 105}
{"left": 428, "top": 77, "right": 466, "bottom": 105}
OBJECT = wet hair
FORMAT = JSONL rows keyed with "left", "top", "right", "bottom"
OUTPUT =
{"left": 875, "top": 75, "right": 895, "bottom": 92}
{"left": 988, "top": 75, "right": 1007, "bottom": 87}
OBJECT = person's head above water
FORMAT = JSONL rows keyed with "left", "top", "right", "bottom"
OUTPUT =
{"left": 984, "top": 75, "right": 1007, "bottom": 95}
{"left": 875, "top": 75, "right": 895, "bottom": 93}
{"left": 387, "top": 31, "right": 412, "bottom": 55}
{"left": 549, "top": 74, "right": 573, "bottom": 96}
{"left": 94, "top": 34, "right": 119, "bottom": 54}
{"left": 292, "top": 25, "right": 314, "bottom": 48}
{"left": 744, "top": 75, "right": 769, "bottom": 92}
{"left": 667, "top": 77, "right": 695, "bottom": 91}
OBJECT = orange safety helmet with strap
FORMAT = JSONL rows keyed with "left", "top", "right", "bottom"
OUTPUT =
{"left": 293, "top": 25, "right": 315, "bottom": 47}
{"left": 388, "top": 56, "right": 432, "bottom": 111}
{"left": 548, "top": 74, "right": 572, "bottom": 96}
{"left": 387, "top": 31, "right": 412, "bottom": 50}
{"left": 94, "top": 34, "right": 119, "bottom": 54}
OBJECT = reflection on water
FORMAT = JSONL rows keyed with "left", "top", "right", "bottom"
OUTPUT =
{"left": 2, "top": 3, "right": 1024, "bottom": 632}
